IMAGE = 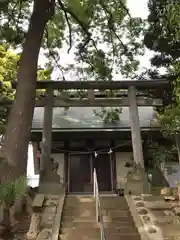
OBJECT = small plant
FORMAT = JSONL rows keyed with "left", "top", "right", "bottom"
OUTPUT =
{"left": 13, "top": 176, "right": 27, "bottom": 201}
{"left": 0, "top": 176, "right": 27, "bottom": 207}
{"left": 94, "top": 107, "right": 122, "bottom": 124}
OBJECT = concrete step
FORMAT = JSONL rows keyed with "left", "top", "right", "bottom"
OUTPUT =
{"left": 61, "top": 225, "right": 138, "bottom": 234}
{"left": 65, "top": 195, "right": 94, "bottom": 200}
{"left": 63, "top": 211, "right": 131, "bottom": 221}
{"left": 64, "top": 204, "right": 95, "bottom": 209}
{"left": 62, "top": 213, "right": 96, "bottom": 220}
{"left": 102, "top": 209, "right": 132, "bottom": 216}
{"left": 105, "top": 226, "right": 139, "bottom": 234}
{"left": 101, "top": 200, "right": 129, "bottom": 207}
{"left": 104, "top": 234, "right": 141, "bottom": 240}
{"left": 61, "top": 219, "right": 136, "bottom": 228}
{"left": 103, "top": 220, "right": 136, "bottom": 227}
{"left": 62, "top": 210, "right": 96, "bottom": 217}
{"left": 64, "top": 201, "right": 95, "bottom": 207}
{"left": 62, "top": 217, "right": 96, "bottom": 223}
{"left": 100, "top": 196, "right": 127, "bottom": 202}
{"left": 60, "top": 226, "right": 100, "bottom": 234}
{"left": 60, "top": 233, "right": 141, "bottom": 240}
{"left": 59, "top": 234, "right": 100, "bottom": 240}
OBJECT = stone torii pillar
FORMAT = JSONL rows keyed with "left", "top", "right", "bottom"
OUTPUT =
{"left": 40, "top": 87, "right": 54, "bottom": 182}
{"left": 128, "top": 85, "right": 144, "bottom": 168}
{"left": 32, "top": 142, "right": 39, "bottom": 174}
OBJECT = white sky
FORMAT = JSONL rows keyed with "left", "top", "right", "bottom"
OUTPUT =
{"left": 128, "top": 0, "right": 149, "bottom": 19}
{"left": 39, "top": 0, "right": 154, "bottom": 79}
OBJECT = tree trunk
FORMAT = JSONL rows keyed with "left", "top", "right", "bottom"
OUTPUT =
{"left": 0, "top": 0, "right": 55, "bottom": 182}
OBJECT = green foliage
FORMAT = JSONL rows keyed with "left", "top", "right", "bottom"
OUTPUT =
{"left": 0, "top": 176, "right": 27, "bottom": 206}
{"left": 145, "top": 0, "right": 180, "bottom": 69}
{"left": 158, "top": 62, "right": 180, "bottom": 137}
{"left": 0, "top": 44, "right": 19, "bottom": 82}
{"left": 0, "top": 0, "right": 32, "bottom": 46}
{"left": 94, "top": 107, "right": 122, "bottom": 124}
{"left": 144, "top": 0, "right": 180, "bottom": 137}
{"left": 158, "top": 104, "right": 180, "bottom": 137}
{"left": 0, "top": 44, "right": 52, "bottom": 133}
{"left": 37, "top": 66, "right": 53, "bottom": 81}
{"left": 148, "top": 141, "right": 176, "bottom": 166}
{"left": 0, "top": 45, "right": 17, "bottom": 133}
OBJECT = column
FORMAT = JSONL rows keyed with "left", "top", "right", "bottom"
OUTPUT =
{"left": 175, "top": 135, "right": 180, "bottom": 163}
{"left": 40, "top": 87, "right": 54, "bottom": 181}
{"left": 32, "top": 142, "right": 39, "bottom": 174}
{"left": 128, "top": 85, "right": 144, "bottom": 168}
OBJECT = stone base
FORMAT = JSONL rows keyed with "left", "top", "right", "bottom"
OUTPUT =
{"left": 124, "top": 179, "right": 151, "bottom": 195}
{"left": 124, "top": 180, "right": 144, "bottom": 195}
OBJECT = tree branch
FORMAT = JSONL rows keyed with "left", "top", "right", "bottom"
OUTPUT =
{"left": 45, "top": 26, "right": 66, "bottom": 80}
{"left": 119, "top": 0, "right": 133, "bottom": 22}
{"left": 99, "top": 1, "right": 132, "bottom": 57}
{"left": 57, "top": 0, "right": 95, "bottom": 53}
{"left": 59, "top": 3, "right": 72, "bottom": 53}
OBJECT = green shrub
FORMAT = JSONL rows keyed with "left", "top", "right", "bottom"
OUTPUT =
{"left": 0, "top": 176, "right": 27, "bottom": 206}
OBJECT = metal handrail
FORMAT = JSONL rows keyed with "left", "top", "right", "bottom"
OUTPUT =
{"left": 93, "top": 168, "right": 106, "bottom": 240}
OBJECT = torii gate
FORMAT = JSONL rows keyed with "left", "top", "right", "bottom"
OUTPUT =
{"left": 12, "top": 79, "right": 170, "bottom": 180}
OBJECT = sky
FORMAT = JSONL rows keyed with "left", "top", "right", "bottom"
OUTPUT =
{"left": 127, "top": 0, "right": 149, "bottom": 19}
{"left": 39, "top": 0, "right": 154, "bottom": 80}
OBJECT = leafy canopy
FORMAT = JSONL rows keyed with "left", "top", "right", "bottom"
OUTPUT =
{"left": 0, "top": 44, "right": 52, "bottom": 133}
{"left": 0, "top": 0, "right": 146, "bottom": 123}
{"left": 0, "top": 0, "right": 145, "bottom": 79}
{"left": 144, "top": 0, "right": 180, "bottom": 137}
{"left": 144, "top": 0, "right": 180, "bottom": 71}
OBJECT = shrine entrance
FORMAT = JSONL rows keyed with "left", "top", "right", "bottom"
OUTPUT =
{"left": 67, "top": 152, "right": 113, "bottom": 193}
{"left": 93, "top": 153, "right": 112, "bottom": 192}
{"left": 68, "top": 153, "right": 92, "bottom": 193}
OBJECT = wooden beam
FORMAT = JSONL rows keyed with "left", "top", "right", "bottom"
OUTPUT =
{"left": 0, "top": 97, "right": 163, "bottom": 107}
{"left": 11, "top": 79, "right": 170, "bottom": 90}
{"left": 35, "top": 97, "right": 162, "bottom": 107}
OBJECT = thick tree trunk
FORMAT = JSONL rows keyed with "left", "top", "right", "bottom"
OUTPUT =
{"left": 0, "top": 0, "right": 55, "bottom": 182}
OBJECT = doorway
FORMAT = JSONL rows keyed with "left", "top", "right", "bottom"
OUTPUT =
{"left": 68, "top": 153, "right": 92, "bottom": 193}
{"left": 93, "top": 153, "right": 112, "bottom": 192}
{"left": 67, "top": 152, "right": 114, "bottom": 193}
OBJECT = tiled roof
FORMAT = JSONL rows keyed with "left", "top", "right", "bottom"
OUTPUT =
{"left": 32, "top": 107, "right": 159, "bottom": 130}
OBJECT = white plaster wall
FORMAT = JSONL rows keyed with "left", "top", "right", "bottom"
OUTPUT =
{"left": 116, "top": 152, "right": 133, "bottom": 189}
{"left": 51, "top": 153, "right": 65, "bottom": 185}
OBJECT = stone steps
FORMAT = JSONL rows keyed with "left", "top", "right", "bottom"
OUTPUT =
{"left": 60, "top": 233, "right": 141, "bottom": 240}
{"left": 61, "top": 226, "right": 138, "bottom": 234}
{"left": 59, "top": 195, "right": 141, "bottom": 240}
